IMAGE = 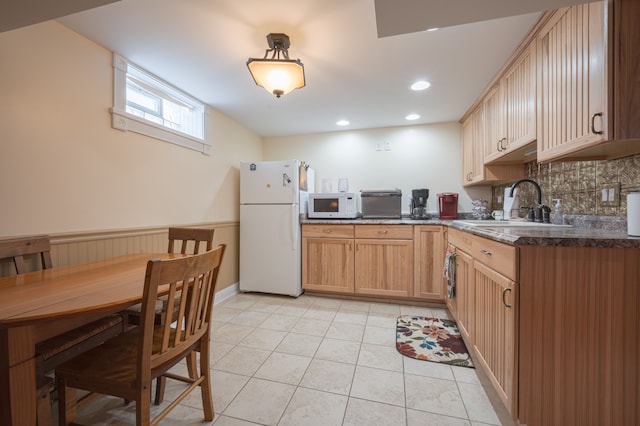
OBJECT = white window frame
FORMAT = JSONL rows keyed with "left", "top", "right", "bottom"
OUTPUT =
{"left": 111, "top": 53, "right": 211, "bottom": 155}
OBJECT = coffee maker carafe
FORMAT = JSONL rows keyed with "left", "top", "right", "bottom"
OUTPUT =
{"left": 410, "top": 188, "right": 429, "bottom": 219}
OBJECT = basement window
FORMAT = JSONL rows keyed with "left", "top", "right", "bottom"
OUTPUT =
{"left": 111, "top": 53, "right": 210, "bottom": 154}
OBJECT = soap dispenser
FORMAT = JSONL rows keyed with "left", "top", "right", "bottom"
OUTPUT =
{"left": 552, "top": 199, "right": 563, "bottom": 225}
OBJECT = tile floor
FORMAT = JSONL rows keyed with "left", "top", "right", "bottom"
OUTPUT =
{"left": 53, "top": 292, "right": 516, "bottom": 425}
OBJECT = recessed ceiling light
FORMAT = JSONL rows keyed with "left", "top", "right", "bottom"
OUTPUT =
{"left": 405, "top": 114, "right": 420, "bottom": 121}
{"left": 410, "top": 80, "right": 431, "bottom": 91}
{"left": 426, "top": 27, "right": 439, "bottom": 32}
{"left": 336, "top": 120, "right": 349, "bottom": 126}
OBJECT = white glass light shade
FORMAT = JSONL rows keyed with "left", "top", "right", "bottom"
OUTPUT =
{"left": 247, "top": 59, "right": 305, "bottom": 97}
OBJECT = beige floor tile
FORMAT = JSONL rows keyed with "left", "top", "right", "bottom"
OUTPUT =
{"left": 232, "top": 310, "right": 270, "bottom": 327}
{"left": 357, "top": 343, "right": 404, "bottom": 372}
{"left": 310, "top": 297, "right": 342, "bottom": 309}
{"left": 334, "top": 310, "right": 368, "bottom": 325}
{"left": 299, "top": 358, "right": 355, "bottom": 395}
{"left": 246, "top": 302, "right": 283, "bottom": 314}
{"left": 339, "top": 300, "right": 371, "bottom": 312}
{"left": 368, "top": 302, "right": 401, "bottom": 314}
{"left": 275, "top": 332, "right": 322, "bottom": 357}
{"left": 406, "top": 409, "right": 471, "bottom": 426}
{"left": 399, "top": 306, "right": 433, "bottom": 317}
{"left": 212, "top": 323, "right": 255, "bottom": 345}
{"left": 210, "top": 341, "right": 236, "bottom": 365}
{"left": 289, "top": 317, "right": 331, "bottom": 336}
{"left": 404, "top": 374, "right": 467, "bottom": 418}
{"left": 213, "top": 415, "right": 261, "bottom": 425}
{"left": 325, "top": 322, "right": 365, "bottom": 341}
{"left": 315, "top": 338, "right": 361, "bottom": 364}
{"left": 223, "top": 378, "right": 295, "bottom": 425}
{"left": 277, "top": 387, "right": 348, "bottom": 426}
{"left": 366, "top": 312, "right": 400, "bottom": 329}
{"left": 178, "top": 370, "right": 249, "bottom": 413}
{"left": 213, "top": 307, "right": 243, "bottom": 322}
{"left": 253, "top": 352, "right": 312, "bottom": 385}
{"left": 238, "top": 328, "right": 287, "bottom": 351}
{"left": 213, "top": 345, "right": 271, "bottom": 376}
{"left": 276, "top": 304, "right": 309, "bottom": 317}
{"left": 343, "top": 397, "right": 407, "bottom": 426}
{"left": 219, "top": 298, "right": 257, "bottom": 311}
{"left": 452, "top": 365, "right": 482, "bottom": 385}
{"left": 350, "top": 366, "right": 405, "bottom": 407}
{"left": 403, "top": 357, "right": 455, "bottom": 381}
{"left": 258, "top": 313, "right": 299, "bottom": 332}
{"left": 363, "top": 325, "right": 396, "bottom": 346}
{"left": 302, "top": 306, "right": 338, "bottom": 321}
{"left": 458, "top": 382, "right": 501, "bottom": 425}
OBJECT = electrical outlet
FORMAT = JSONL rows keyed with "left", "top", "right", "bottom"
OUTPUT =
{"left": 598, "top": 183, "right": 621, "bottom": 207}
{"left": 375, "top": 143, "right": 383, "bottom": 151}
{"left": 384, "top": 141, "right": 391, "bottom": 151}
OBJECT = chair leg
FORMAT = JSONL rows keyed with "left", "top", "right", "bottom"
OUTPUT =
{"left": 137, "top": 388, "right": 151, "bottom": 426}
{"left": 199, "top": 346, "right": 214, "bottom": 421}
{"left": 36, "top": 377, "right": 52, "bottom": 426}
{"left": 186, "top": 351, "right": 198, "bottom": 379}
{"left": 57, "top": 377, "right": 77, "bottom": 426}
{"left": 154, "top": 376, "right": 166, "bottom": 406}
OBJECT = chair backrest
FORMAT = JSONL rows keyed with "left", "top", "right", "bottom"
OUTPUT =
{"left": 138, "top": 245, "right": 225, "bottom": 376}
{"left": 0, "top": 235, "right": 53, "bottom": 274}
{"left": 167, "top": 227, "right": 214, "bottom": 255}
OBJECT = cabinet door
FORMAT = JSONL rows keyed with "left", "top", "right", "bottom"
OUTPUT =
{"left": 302, "top": 237, "right": 354, "bottom": 293}
{"left": 461, "top": 111, "right": 476, "bottom": 185}
{"left": 472, "top": 261, "right": 518, "bottom": 417}
{"left": 483, "top": 84, "right": 506, "bottom": 163}
{"left": 355, "top": 239, "right": 413, "bottom": 298}
{"left": 453, "top": 249, "right": 474, "bottom": 342}
{"left": 537, "top": 1, "right": 609, "bottom": 162}
{"left": 414, "top": 226, "right": 446, "bottom": 301}
{"left": 505, "top": 41, "right": 536, "bottom": 152}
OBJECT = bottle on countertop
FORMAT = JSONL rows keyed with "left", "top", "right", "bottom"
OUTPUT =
{"left": 552, "top": 199, "right": 563, "bottom": 225}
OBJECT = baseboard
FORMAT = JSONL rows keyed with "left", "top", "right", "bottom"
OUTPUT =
{"left": 215, "top": 282, "right": 239, "bottom": 305}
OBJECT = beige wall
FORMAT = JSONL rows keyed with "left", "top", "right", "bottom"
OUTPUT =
{"left": 263, "top": 123, "right": 490, "bottom": 214}
{"left": 0, "top": 21, "right": 262, "bottom": 237}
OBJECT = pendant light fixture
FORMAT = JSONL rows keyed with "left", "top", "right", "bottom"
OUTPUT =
{"left": 247, "top": 33, "right": 305, "bottom": 98}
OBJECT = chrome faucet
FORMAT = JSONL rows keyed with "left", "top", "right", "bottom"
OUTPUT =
{"left": 509, "top": 178, "right": 551, "bottom": 223}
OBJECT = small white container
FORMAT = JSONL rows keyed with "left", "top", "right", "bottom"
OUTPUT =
{"left": 628, "top": 190, "right": 640, "bottom": 236}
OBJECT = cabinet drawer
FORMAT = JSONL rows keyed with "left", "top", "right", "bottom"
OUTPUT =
{"left": 448, "top": 228, "right": 474, "bottom": 253}
{"left": 471, "top": 236, "right": 517, "bottom": 281}
{"left": 302, "top": 224, "right": 354, "bottom": 238}
{"left": 355, "top": 225, "right": 413, "bottom": 239}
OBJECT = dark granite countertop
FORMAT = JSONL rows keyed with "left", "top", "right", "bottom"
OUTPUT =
{"left": 301, "top": 216, "right": 640, "bottom": 248}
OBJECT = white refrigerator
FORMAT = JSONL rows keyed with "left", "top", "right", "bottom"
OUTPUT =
{"left": 239, "top": 160, "right": 313, "bottom": 297}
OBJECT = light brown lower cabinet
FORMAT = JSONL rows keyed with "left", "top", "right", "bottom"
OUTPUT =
{"left": 449, "top": 228, "right": 640, "bottom": 425}
{"left": 301, "top": 224, "right": 354, "bottom": 294}
{"left": 302, "top": 224, "right": 446, "bottom": 302}
{"left": 448, "top": 229, "right": 518, "bottom": 417}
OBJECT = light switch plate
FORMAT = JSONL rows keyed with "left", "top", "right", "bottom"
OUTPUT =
{"left": 598, "top": 182, "right": 621, "bottom": 207}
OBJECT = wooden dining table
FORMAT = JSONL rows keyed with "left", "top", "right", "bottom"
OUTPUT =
{"left": 0, "top": 253, "right": 186, "bottom": 426}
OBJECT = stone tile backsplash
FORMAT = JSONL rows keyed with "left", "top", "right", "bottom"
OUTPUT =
{"left": 491, "top": 153, "right": 640, "bottom": 218}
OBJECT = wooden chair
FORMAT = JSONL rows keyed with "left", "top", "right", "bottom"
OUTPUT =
{"left": 124, "top": 227, "right": 215, "bottom": 327}
{"left": 56, "top": 245, "right": 226, "bottom": 426}
{"left": 0, "top": 235, "right": 124, "bottom": 425}
{"left": 122, "top": 227, "right": 214, "bottom": 403}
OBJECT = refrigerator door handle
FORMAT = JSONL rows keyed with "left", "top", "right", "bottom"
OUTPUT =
{"left": 291, "top": 203, "right": 297, "bottom": 250}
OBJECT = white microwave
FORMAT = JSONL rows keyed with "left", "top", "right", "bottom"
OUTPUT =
{"left": 308, "top": 192, "right": 358, "bottom": 219}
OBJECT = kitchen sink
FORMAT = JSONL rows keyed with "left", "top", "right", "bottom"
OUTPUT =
{"left": 454, "top": 220, "right": 573, "bottom": 228}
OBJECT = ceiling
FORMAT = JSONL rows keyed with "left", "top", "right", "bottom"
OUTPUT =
{"left": 5, "top": 0, "right": 586, "bottom": 137}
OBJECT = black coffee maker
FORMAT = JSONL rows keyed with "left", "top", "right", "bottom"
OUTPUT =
{"left": 410, "top": 188, "right": 429, "bottom": 219}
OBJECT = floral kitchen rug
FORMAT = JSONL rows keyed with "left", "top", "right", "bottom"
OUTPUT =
{"left": 396, "top": 315, "right": 474, "bottom": 368}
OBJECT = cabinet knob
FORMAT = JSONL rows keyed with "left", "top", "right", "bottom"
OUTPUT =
{"left": 378, "top": 230, "right": 388, "bottom": 234}
{"left": 480, "top": 249, "right": 492, "bottom": 256}
{"left": 322, "top": 229, "right": 332, "bottom": 234}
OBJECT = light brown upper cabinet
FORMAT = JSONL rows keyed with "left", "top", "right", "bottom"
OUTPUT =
{"left": 537, "top": 0, "right": 640, "bottom": 162}
{"left": 485, "top": 41, "right": 538, "bottom": 165}
{"left": 461, "top": 103, "right": 523, "bottom": 187}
